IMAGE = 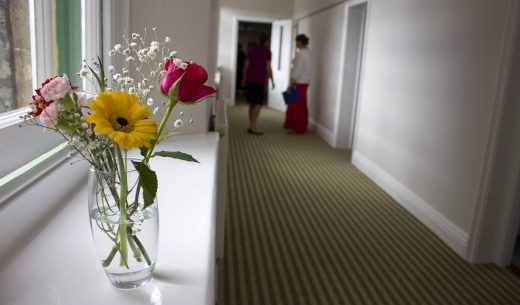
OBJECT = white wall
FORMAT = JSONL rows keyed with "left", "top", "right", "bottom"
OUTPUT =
{"left": 351, "top": 0, "right": 515, "bottom": 257}
{"left": 297, "top": 3, "right": 347, "bottom": 144}
{"left": 217, "top": 0, "right": 293, "bottom": 104}
{"left": 129, "top": 0, "right": 219, "bottom": 133}
{"left": 293, "top": 0, "right": 344, "bottom": 19}
{"left": 295, "top": 0, "right": 518, "bottom": 259}
{"left": 0, "top": 155, "right": 88, "bottom": 262}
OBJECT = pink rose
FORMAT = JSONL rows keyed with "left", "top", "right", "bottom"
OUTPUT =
{"left": 39, "top": 102, "right": 62, "bottom": 129}
{"left": 40, "top": 74, "right": 75, "bottom": 101}
{"left": 160, "top": 60, "right": 216, "bottom": 103}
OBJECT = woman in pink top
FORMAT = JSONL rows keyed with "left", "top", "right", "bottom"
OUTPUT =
{"left": 243, "top": 33, "right": 275, "bottom": 135}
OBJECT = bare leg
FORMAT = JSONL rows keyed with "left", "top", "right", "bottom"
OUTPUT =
{"left": 250, "top": 104, "right": 262, "bottom": 131}
{"left": 249, "top": 104, "right": 254, "bottom": 123}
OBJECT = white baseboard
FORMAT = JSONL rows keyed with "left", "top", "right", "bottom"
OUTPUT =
{"left": 222, "top": 98, "right": 232, "bottom": 106}
{"left": 268, "top": 102, "right": 286, "bottom": 113}
{"left": 352, "top": 151, "right": 468, "bottom": 258}
{"left": 310, "top": 119, "right": 335, "bottom": 147}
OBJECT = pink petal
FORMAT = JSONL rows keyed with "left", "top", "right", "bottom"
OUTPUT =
{"left": 178, "top": 85, "right": 216, "bottom": 103}
{"left": 164, "top": 59, "right": 174, "bottom": 71}
{"left": 178, "top": 64, "right": 214, "bottom": 102}
{"left": 160, "top": 67, "right": 185, "bottom": 95}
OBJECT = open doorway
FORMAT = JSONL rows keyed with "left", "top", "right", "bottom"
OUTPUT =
{"left": 334, "top": 2, "right": 368, "bottom": 149}
{"left": 235, "top": 21, "right": 272, "bottom": 104}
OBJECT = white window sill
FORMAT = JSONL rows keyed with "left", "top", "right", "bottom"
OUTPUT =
{"left": 0, "top": 133, "right": 220, "bottom": 305}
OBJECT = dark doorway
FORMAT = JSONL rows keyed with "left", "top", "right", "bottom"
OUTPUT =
{"left": 235, "top": 21, "right": 272, "bottom": 103}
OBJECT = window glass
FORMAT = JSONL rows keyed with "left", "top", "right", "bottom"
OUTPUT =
{"left": 0, "top": 0, "right": 82, "bottom": 182}
{"left": 0, "top": 0, "right": 82, "bottom": 116}
{"left": 54, "top": 0, "right": 82, "bottom": 87}
{"left": 0, "top": 0, "right": 32, "bottom": 113}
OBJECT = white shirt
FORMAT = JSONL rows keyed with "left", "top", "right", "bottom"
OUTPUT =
{"left": 290, "top": 48, "right": 312, "bottom": 84}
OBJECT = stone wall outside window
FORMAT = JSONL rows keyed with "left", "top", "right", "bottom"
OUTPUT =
{"left": 0, "top": 0, "right": 32, "bottom": 113}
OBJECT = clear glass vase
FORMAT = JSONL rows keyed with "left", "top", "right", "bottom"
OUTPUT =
{"left": 88, "top": 165, "right": 159, "bottom": 289}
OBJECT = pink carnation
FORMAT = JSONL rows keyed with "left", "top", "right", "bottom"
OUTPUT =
{"left": 76, "top": 93, "right": 86, "bottom": 106}
{"left": 40, "top": 74, "right": 74, "bottom": 101}
{"left": 39, "top": 103, "right": 62, "bottom": 130}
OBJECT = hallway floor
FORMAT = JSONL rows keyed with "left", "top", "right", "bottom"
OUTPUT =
{"left": 218, "top": 105, "right": 520, "bottom": 305}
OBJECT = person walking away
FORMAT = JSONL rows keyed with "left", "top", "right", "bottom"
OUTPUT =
{"left": 284, "top": 34, "right": 311, "bottom": 133}
{"left": 243, "top": 32, "right": 275, "bottom": 135}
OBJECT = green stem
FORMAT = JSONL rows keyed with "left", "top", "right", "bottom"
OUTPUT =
{"left": 102, "top": 246, "right": 118, "bottom": 267}
{"left": 116, "top": 145, "right": 129, "bottom": 268}
{"left": 144, "top": 99, "right": 177, "bottom": 164}
{"left": 132, "top": 234, "right": 152, "bottom": 266}
{"left": 126, "top": 227, "right": 143, "bottom": 262}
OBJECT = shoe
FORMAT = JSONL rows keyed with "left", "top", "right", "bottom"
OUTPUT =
{"left": 247, "top": 128, "right": 263, "bottom": 135}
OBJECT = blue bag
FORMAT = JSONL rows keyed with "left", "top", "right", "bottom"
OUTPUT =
{"left": 283, "top": 86, "right": 299, "bottom": 104}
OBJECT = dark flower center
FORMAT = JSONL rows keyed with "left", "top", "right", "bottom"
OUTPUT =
{"left": 113, "top": 116, "right": 134, "bottom": 133}
{"left": 116, "top": 117, "right": 129, "bottom": 127}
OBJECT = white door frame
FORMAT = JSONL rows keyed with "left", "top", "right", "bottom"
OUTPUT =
{"left": 230, "top": 16, "right": 273, "bottom": 106}
{"left": 464, "top": 0, "right": 520, "bottom": 265}
{"left": 268, "top": 19, "right": 293, "bottom": 112}
{"left": 332, "top": 0, "right": 371, "bottom": 150}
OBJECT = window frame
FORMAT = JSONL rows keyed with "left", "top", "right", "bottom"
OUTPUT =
{"left": 0, "top": 0, "right": 104, "bottom": 203}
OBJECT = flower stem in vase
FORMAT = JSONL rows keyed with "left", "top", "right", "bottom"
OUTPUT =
{"left": 116, "top": 145, "right": 129, "bottom": 268}
{"left": 131, "top": 234, "right": 153, "bottom": 266}
{"left": 127, "top": 226, "right": 143, "bottom": 262}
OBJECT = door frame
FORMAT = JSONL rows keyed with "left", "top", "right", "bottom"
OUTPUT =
{"left": 465, "top": 0, "right": 520, "bottom": 265}
{"left": 332, "top": 0, "right": 371, "bottom": 150}
{"left": 268, "top": 19, "right": 293, "bottom": 112}
{"left": 230, "top": 16, "right": 273, "bottom": 106}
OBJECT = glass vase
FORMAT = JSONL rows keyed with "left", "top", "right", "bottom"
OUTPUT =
{"left": 88, "top": 165, "right": 159, "bottom": 289}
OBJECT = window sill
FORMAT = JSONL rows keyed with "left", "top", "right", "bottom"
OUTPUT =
{"left": 0, "top": 133, "right": 220, "bottom": 305}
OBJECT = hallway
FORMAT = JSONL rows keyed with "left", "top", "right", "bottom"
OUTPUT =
{"left": 219, "top": 105, "right": 520, "bottom": 305}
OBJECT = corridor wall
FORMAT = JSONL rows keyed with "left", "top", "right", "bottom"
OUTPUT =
{"left": 129, "top": 0, "right": 220, "bottom": 133}
{"left": 294, "top": 0, "right": 518, "bottom": 260}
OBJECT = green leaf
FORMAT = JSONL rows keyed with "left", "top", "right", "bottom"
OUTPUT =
{"left": 139, "top": 147, "right": 149, "bottom": 158}
{"left": 167, "top": 77, "right": 182, "bottom": 106}
{"left": 132, "top": 161, "right": 158, "bottom": 208}
{"left": 87, "top": 64, "right": 105, "bottom": 92}
{"left": 152, "top": 151, "right": 199, "bottom": 163}
{"left": 97, "top": 56, "right": 106, "bottom": 89}
{"left": 158, "top": 130, "right": 179, "bottom": 142}
{"left": 60, "top": 94, "right": 76, "bottom": 111}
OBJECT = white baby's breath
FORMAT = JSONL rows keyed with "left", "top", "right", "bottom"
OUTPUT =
{"left": 79, "top": 68, "right": 89, "bottom": 77}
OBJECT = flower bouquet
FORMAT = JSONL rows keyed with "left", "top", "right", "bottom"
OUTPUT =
{"left": 23, "top": 28, "right": 215, "bottom": 288}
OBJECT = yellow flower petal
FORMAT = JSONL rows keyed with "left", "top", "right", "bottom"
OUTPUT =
{"left": 87, "top": 92, "right": 158, "bottom": 150}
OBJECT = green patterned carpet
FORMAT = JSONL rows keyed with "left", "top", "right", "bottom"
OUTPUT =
{"left": 218, "top": 104, "right": 520, "bottom": 305}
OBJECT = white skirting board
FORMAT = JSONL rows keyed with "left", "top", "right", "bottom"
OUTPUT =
{"left": 223, "top": 98, "right": 232, "bottom": 106}
{"left": 268, "top": 102, "right": 286, "bottom": 113}
{"left": 352, "top": 151, "right": 468, "bottom": 258}
{"left": 310, "top": 118, "right": 335, "bottom": 147}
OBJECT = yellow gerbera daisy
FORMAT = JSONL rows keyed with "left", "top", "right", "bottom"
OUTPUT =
{"left": 85, "top": 92, "right": 157, "bottom": 150}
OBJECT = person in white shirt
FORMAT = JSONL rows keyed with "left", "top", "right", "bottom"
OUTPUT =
{"left": 284, "top": 34, "right": 311, "bottom": 133}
